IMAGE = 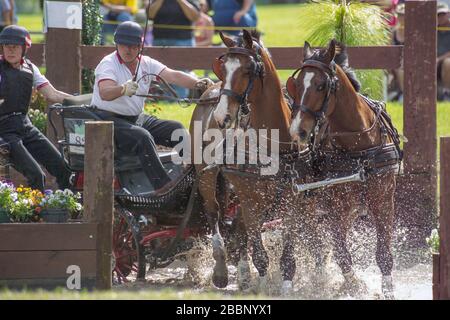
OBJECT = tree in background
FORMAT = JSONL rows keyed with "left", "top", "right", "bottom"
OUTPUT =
{"left": 82, "top": 0, "right": 102, "bottom": 93}
{"left": 297, "top": 0, "right": 390, "bottom": 100}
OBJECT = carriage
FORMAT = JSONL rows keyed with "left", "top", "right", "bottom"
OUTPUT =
{"left": 48, "top": 94, "right": 244, "bottom": 284}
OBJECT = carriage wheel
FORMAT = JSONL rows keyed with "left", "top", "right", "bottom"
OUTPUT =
{"left": 112, "top": 207, "right": 146, "bottom": 284}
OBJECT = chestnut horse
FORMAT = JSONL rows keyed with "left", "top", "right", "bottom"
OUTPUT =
{"left": 190, "top": 30, "right": 321, "bottom": 292}
{"left": 287, "top": 40, "right": 402, "bottom": 299}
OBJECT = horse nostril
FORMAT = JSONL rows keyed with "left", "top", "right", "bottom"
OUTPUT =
{"left": 299, "top": 129, "right": 307, "bottom": 140}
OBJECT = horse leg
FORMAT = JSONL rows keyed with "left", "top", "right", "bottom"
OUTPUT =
{"left": 239, "top": 204, "right": 269, "bottom": 294}
{"left": 235, "top": 213, "right": 252, "bottom": 291}
{"left": 280, "top": 218, "right": 296, "bottom": 296}
{"left": 198, "top": 168, "right": 228, "bottom": 288}
{"left": 251, "top": 231, "right": 270, "bottom": 293}
{"left": 329, "top": 203, "right": 367, "bottom": 296}
{"left": 301, "top": 215, "right": 328, "bottom": 288}
{"left": 369, "top": 176, "right": 396, "bottom": 299}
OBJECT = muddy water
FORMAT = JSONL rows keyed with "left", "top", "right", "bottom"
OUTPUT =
{"left": 116, "top": 218, "right": 433, "bottom": 300}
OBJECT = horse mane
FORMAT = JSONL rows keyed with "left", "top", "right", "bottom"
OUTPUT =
{"left": 308, "top": 42, "right": 361, "bottom": 92}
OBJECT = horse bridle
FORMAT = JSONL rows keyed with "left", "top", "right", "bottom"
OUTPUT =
{"left": 214, "top": 46, "right": 265, "bottom": 128}
{"left": 288, "top": 59, "right": 338, "bottom": 150}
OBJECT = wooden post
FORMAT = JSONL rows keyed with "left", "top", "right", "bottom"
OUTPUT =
{"left": 439, "top": 137, "right": 450, "bottom": 300}
{"left": 433, "top": 253, "right": 440, "bottom": 300}
{"left": 401, "top": 0, "right": 437, "bottom": 243}
{"left": 45, "top": 0, "right": 82, "bottom": 94}
{"left": 83, "top": 121, "right": 114, "bottom": 290}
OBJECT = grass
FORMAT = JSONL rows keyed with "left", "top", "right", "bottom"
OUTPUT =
{"left": 0, "top": 287, "right": 266, "bottom": 300}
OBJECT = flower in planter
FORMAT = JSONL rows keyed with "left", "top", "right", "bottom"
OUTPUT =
{"left": 9, "top": 198, "right": 34, "bottom": 222}
{"left": 41, "top": 189, "right": 83, "bottom": 219}
{"left": 7, "top": 185, "right": 44, "bottom": 222}
{"left": 0, "top": 180, "right": 15, "bottom": 210}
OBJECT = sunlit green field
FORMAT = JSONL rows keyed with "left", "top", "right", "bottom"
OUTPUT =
{"left": 0, "top": 288, "right": 265, "bottom": 300}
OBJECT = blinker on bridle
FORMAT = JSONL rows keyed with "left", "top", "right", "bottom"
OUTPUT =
{"left": 215, "top": 46, "right": 265, "bottom": 120}
{"left": 288, "top": 59, "right": 338, "bottom": 121}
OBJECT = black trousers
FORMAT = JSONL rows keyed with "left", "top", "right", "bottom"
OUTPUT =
{"left": 95, "top": 111, "right": 188, "bottom": 190}
{"left": 0, "top": 115, "right": 71, "bottom": 191}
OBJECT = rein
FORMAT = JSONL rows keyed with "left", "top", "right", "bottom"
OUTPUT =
{"left": 135, "top": 72, "right": 219, "bottom": 106}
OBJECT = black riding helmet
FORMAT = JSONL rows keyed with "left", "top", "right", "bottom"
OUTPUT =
{"left": 0, "top": 25, "right": 32, "bottom": 55}
{"left": 114, "top": 21, "right": 143, "bottom": 46}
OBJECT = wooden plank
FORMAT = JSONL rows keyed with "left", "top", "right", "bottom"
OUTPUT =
{"left": 433, "top": 253, "right": 440, "bottom": 300}
{"left": 0, "top": 277, "right": 96, "bottom": 290}
{"left": 394, "top": 173, "right": 435, "bottom": 246}
{"left": 400, "top": 0, "right": 437, "bottom": 242}
{"left": 27, "top": 44, "right": 45, "bottom": 67}
{"left": 0, "top": 250, "right": 96, "bottom": 279}
{"left": 83, "top": 122, "right": 114, "bottom": 290}
{"left": 45, "top": 0, "right": 81, "bottom": 94}
{"left": 440, "top": 137, "right": 450, "bottom": 299}
{"left": 403, "top": 1, "right": 437, "bottom": 176}
{"left": 0, "top": 223, "right": 97, "bottom": 251}
{"left": 80, "top": 45, "right": 403, "bottom": 70}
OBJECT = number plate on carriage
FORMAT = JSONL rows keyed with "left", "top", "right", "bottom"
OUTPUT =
{"left": 65, "top": 118, "right": 86, "bottom": 155}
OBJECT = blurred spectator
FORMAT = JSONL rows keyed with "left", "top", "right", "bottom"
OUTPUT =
{"left": 148, "top": 0, "right": 200, "bottom": 98}
{"left": 10, "top": 0, "right": 16, "bottom": 24}
{"left": 437, "top": 2, "right": 450, "bottom": 99}
{"left": 135, "top": 0, "right": 153, "bottom": 45}
{"left": 195, "top": 0, "right": 214, "bottom": 46}
{"left": 388, "top": 2, "right": 450, "bottom": 101}
{"left": 360, "top": 0, "right": 399, "bottom": 26}
{"left": 387, "top": 3, "right": 404, "bottom": 101}
{"left": 211, "top": 0, "right": 258, "bottom": 36}
{"left": 0, "top": 0, "right": 12, "bottom": 32}
{"left": 100, "top": 0, "right": 138, "bottom": 44}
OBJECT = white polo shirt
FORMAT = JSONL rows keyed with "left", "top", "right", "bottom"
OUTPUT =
{"left": 91, "top": 51, "right": 167, "bottom": 116}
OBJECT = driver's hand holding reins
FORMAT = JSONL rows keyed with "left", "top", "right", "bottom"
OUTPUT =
{"left": 194, "top": 78, "right": 215, "bottom": 93}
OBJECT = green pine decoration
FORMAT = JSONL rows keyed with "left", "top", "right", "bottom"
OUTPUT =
{"left": 297, "top": 0, "right": 391, "bottom": 100}
{"left": 82, "top": 0, "right": 102, "bottom": 93}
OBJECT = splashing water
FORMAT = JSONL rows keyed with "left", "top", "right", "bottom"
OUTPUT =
{"left": 117, "top": 218, "right": 432, "bottom": 299}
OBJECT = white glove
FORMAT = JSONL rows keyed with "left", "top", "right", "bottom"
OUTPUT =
{"left": 194, "top": 78, "right": 215, "bottom": 93}
{"left": 121, "top": 80, "right": 139, "bottom": 97}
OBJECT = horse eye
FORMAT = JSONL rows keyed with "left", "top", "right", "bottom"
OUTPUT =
{"left": 317, "top": 84, "right": 325, "bottom": 91}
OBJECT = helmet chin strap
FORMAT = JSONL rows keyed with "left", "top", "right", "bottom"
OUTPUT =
{"left": 133, "top": 0, "right": 151, "bottom": 81}
{"left": 115, "top": 44, "right": 140, "bottom": 65}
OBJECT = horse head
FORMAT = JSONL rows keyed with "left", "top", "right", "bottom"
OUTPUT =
{"left": 287, "top": 39, "right": 340, "bottom": 149}
{"left": 212, "top": 29, "right": 267, "bottom": 130}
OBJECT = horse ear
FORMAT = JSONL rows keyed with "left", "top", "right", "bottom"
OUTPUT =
{"left": 220, "top": 32, "right": 236, "bottom": 48}
{"left": 324, "top": 39, "right": 337, "bottom": 64}
{"left": 286, "top": 77, "right": 297, "bottom": 99}
{"left": 242, "top": 29, "right": 254, "bottom": 49}
{"left": 212, "top": 58, "right": 224, "bottom": 81}
{"left": 303, "top": 41, "right": 313, "bottom": 60}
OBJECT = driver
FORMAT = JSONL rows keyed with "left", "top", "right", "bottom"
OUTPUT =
{"left": 91, "top": 21, "right": 214, "bottom": 195}
{"left": 0, "top": 25, "right": 73, "bottom": 191}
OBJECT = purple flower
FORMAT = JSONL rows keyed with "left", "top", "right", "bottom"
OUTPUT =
{"left": 44, "top": 189, "right": 53, "bottom": 195}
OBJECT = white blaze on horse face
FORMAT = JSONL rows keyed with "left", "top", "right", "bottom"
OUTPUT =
{"left": 214, "top": 58, "right": 241, "bottom": 124}
{"left": 289, "top": 72, "right": 314, "bottom": 139}
{"left": 300, "top": 72, "right": 314, "bottom": 106}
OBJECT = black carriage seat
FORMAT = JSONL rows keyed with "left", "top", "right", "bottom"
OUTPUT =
{"left": 57, "top": 104, "right": 178, "bottom": 171}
